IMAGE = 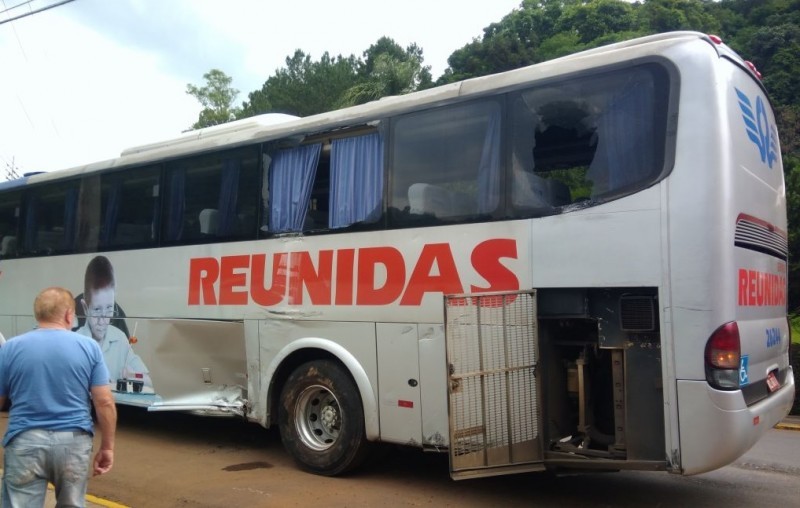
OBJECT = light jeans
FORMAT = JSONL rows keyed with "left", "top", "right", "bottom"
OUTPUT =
{"left": 1, "top": 429, "right": 93, "bottom": 508}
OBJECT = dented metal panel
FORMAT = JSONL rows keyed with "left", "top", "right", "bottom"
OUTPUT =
{"left": 130, "top": 319, "right": 248, "bottom": 415}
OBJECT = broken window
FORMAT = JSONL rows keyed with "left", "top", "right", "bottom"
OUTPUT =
{"left": 510, "top": 63, "right": 670, "bottom": 215}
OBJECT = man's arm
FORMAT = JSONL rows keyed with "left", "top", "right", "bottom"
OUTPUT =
{"left": 90, "top": 384, "right": 117, "bottom": 476}
{"left": 0, "top": 395, "right": 6, "bottom": 410}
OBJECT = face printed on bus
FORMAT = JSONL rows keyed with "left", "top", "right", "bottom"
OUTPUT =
{"left": 82, "top": 286, "right": 115, "bottom": 342}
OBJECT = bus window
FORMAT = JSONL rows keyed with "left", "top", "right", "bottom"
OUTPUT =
{"left": 22, "top": 182, "right": 80, "bottom": 256}
{"left": 510, "top": 63, "right": 669, "bottom": 214}
{"left": 305, "top": 143, "right": 330, "bottom": 232}
{"left": 0, "top": 191, "right": 21, "bottom": 259}
{"left": 75, "top": 175, "right": 102, "bottom": 253}
{"left": 163, "top": 147, "right": 260, "bottom": 244}
{"left": 100, "top": 166, "right": 160, "bottom": 249}
{"left": 390, "top": 99, "right": 502, "bottom": 227}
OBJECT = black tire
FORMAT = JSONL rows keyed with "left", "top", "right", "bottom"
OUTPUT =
{"left": 278, "top": 360, "right": 370, "bottom": 476}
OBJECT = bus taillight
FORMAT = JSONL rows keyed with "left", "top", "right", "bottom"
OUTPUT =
{"left": 705, "top": 322, "right": 741, "bottom": 390}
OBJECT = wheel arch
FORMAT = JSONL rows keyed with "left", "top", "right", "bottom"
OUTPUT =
{"left": 264, "top": 338, "right": 379, "bottom": 441}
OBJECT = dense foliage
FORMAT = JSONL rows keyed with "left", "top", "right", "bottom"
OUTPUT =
{"left": 188, "top": 0, "right": 800, "bottom": 311}
{"left": 235, "top": 37, "right": 432, "bottom": 119}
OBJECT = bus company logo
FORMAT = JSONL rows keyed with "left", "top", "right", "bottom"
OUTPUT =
{"left": 738, "top": 268, "right": 786, "bottom": 307}
{"left": 188, "top": 238, "right": 520, "bottom": 307}
{"left": 735, "top": 88, "right": 778, "bottom": 169}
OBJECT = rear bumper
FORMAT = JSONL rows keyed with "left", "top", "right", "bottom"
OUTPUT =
{"left": 676, "top": 366, "right": 794, "bottom": 475}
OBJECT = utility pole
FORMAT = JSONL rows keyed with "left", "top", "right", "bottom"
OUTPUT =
{"left": 4, "top": 158, "right": 21, "bottom": 181}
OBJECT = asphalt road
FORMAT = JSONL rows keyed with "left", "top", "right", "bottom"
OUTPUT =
{"left": 1, "top": 408, "right": 798, "bottom": 507}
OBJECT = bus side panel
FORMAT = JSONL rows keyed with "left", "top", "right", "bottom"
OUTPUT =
{"left": 258, "top": 319, "right": 379, "bottom": 439}
{"left": 665, "top": 40, "right": 730, "bottom": 383}
{"left": 374, "top": 322, "right": 449, "bottom": 449}
{"left": 529, "top": 185, "right": 662, "bottom": 289}
{"left": 376, "top": 322, "right": 422, "bottom": 445}
{"left": 418, "top": 324, "right": 448, "bottom": 448}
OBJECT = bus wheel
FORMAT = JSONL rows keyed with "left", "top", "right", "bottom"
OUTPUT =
{"left": 278, "top": 360, "right": 369, "bottom": 476}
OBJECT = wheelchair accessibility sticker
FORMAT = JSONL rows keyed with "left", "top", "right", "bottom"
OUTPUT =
{"left": 739, "top": 355, "right": 750, "bottom": 387}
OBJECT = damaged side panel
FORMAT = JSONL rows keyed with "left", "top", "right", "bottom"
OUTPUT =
{"left": 115, "top": 319, "right": 248, "bottom": 415}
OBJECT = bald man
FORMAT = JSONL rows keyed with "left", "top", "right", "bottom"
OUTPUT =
{"left": 0, "top": 287, "right": 117, "bottom": 507}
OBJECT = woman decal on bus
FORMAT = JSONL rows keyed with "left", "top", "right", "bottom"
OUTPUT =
{"left": 75, "top": 255, "right": 153, "bottom": 393}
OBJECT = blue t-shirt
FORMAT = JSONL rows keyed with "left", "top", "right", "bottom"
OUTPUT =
{"left": 0, "top": 327, "right": 110, "bottom": 446}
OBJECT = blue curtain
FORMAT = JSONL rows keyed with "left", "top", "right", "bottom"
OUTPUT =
{"left": 477, "top": 108, "right": 501, "bottom": 214}
{"left": 260, "top": 153, "right": 272, "bottom": 231}
{"left": 102, "top": 182, "right": 122, "bottom": 246}
{"left": 268, "top": 144, "right": 321, "bottom": 233}
{"left": 217, "top": 159, "right": 241, "bottom": 236}
{"left": 165, "top": 168, "right": 186, "bottom": 241}
{"left": 594, "top": 79, "right": 655, "bottom": 192}
{"left": 329, "top": 133, "right": 384, "bottom": 229}
{"left": 63, "top": 187, "right": 79, "bottom": 251}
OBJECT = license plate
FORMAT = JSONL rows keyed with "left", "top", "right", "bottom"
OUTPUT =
{"left": 766, "top": 372, "right": 780, "bottom": 393}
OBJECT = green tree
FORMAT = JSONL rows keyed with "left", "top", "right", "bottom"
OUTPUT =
{"left": 442, "top": 32, "right": 537, "bottom": 83}
{"left": 558, "top": 0, "right": 637, "bottom": 43}
{"left": 636, "top": 0, "right": 720, "bottom": 33}
{"left": 537, "top": 31, "right": 585, "bottom": 61}
{"left": 338, "top": 38, "right": 433, "bottom": 106}
{"left": 339, "top": 53, "right": 425, "bottom": 106}
{"left": 186, "top": 69, "right": 240, "bottom": 130}
{"left": 238, "top": 50, "right": 360, "bottom": 118}
{"left": 732, "top": 24, "right": 800, "bottom": 106}
{"left": 439, "top": 0, "right": 570, "bottom": 84}
{"left": 360, "top": 37, "right": 433, "bottom": 88}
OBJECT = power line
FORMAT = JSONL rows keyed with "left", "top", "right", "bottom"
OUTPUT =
{"left": 0, "top": 0, "right": 35, "bottom": 16}
{"left": 2, "top": 0, "right": 29, "bottom": 62}
{"left": 2, "top": 0, "right": 70, "bottom": 175}
{"left": 0, "top": 0, "right": 75, "bottom": 26}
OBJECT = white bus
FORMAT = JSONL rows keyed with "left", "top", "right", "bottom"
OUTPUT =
{"left": 0, "top": 31, "right": 793, "bottom": 478}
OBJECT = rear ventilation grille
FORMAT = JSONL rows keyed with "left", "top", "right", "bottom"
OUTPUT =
{"left": 735, "top": 215, "right": 788, "bottom": 260}
{"left": 620, "top": 296, "right": 656, "bottom": 332}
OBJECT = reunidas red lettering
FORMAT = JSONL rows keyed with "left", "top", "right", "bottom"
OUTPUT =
{"left": 187, "top": 239, "right": 519, "bottom": 306}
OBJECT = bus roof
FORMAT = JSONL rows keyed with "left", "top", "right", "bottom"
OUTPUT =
{"left": 9, "top": 31, "right": 715, "bottom": 188}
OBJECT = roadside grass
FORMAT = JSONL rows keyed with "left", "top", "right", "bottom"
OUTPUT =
{"left": 791, "top": 314, "right": 800, "bottom": 344}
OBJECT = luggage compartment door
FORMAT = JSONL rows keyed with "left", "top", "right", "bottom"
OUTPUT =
{"left": 445, "top": 290, "right": 544, "bottom": 479}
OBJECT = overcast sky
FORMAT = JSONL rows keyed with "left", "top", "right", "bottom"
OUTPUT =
{"left": 0, "top": 0, "right": 522, "bottom": 176}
